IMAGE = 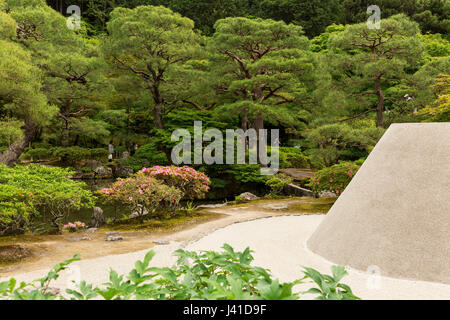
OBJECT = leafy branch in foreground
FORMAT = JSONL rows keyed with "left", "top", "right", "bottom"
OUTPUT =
{"left": 0, "top": 244, "right": 359, "bottom": 300}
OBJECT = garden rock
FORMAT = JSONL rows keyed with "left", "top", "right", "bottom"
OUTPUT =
{"left": 106, "top": 235, "right": 123, "bottom": 241}
{"left": 284, "top": 183, "right": 314, "bottom": 197}
{"left": 262, "top": 203, "right": 288, "bottom": 211}
{"left": 67, "top": 236, "right": 91, "bottom": 242}
{"left": 130, "top": 205, "right": 149, "bottom": 219}
{"left": 81, "top": 228, "right": 98, "bottom": 233}
{"left": 112, "top": 163, "right": 134, "bottom": 178}
{"left": 153, "top": 240, "right": 170, "bottom": 245}
{"left": 318, "top": 191, "right": 338, "bottom": 198}
{"left": 238, "top": 192, "right": 259, "bottom": 201}
{"left": 196, "top": 203, "right": 227, "bottom": 209}
{"left": 84, "top": 160, "right": 102, "bottom": 171}
{"left": 94, "top": 166, "right": 113, "bottom": 179}
{"left": 106, "top": 231, "right": 118, "bottom": 235}
{"left": 90, "top": 207, "right": 106, "bottom": 228}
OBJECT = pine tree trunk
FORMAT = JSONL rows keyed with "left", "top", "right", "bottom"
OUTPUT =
{"left": 0, "top": 120, "right": 37, "bottom": 167}
{"left": 254, "top": 113, "right": 266, "bottom": 166}
{"left": 153, "top": 103, "right": 164, "bottom": 129}
{"left": 374, "top": 76, "right": 384, "bottom": 128}
{"left": 61, "top": 118, "right": 70, "bottom": 147}
{"left": 241, "top": 107, "right": 249, "bottom": 131}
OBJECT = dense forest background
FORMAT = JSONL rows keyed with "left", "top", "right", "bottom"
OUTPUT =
{"left": 45, "top": 0, "right": 450, "bottom": 37}
{"left": 0, "top": 0, "right": 449, "bottom": 198}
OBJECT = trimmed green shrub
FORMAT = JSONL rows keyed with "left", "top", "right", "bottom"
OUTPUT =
{"left": 52, "top": 147, "right": 91, "bottom": 165}
{"left": 89, "top": 148, "right": 109, "bottom": 160}
{"left": 48, "top": 147, "right": 109, "bottom": 165}
{"left": 225, "top": 164, "right": 268, "bottom": 184}
{"left": 0, "top": 164, "right": 95, "bottom": 234}
{"left": 0, "top": 184, "right": 35, "bottom": 236}
{"left": 123, "top": 142, "right": 169, "bottom": 171}
{"left": 268, "top": 147, "right": 311, "bottom": 169}
{"left": 307, "top": 162, "right": 360, "bottom": 196}
{"left": 265, "top": 173, "right": 293, "bottom": 195}
{"left": 21, "top": 148, "right": 55, "bottom": 161}
{"left": 306, "top": 123, "right": 384, "bottom": 168}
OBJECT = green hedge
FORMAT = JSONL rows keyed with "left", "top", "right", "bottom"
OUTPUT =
{"left": 307, "top": 162, "right": 360, "bottom": 196}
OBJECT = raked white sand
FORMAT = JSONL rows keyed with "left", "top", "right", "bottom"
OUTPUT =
{"left": 6, "top": 215, "right": 450, "bottom": 299}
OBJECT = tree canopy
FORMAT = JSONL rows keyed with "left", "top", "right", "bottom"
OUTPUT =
{"left": 0, "top": 1, "right": 448, "bottom": 170}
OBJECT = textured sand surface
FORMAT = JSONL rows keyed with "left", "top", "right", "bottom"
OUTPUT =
{"left": 6, "top": 215, "right": 450, "bottom": 299}
{"left": 308, "top": 123, "right": 450, "bottom": 284}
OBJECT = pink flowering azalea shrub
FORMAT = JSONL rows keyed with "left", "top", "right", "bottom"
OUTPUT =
{"left": 138, "top": 166, "right": 211, "bottom": 200}
{"left": 63, "top": 221, "right": 87, "bottom": 233}
{"left": 307, "top": 162, "right": 360, "bottom": 197}
{"left": 101, "top": 173, "right": 183, "bottom": 222}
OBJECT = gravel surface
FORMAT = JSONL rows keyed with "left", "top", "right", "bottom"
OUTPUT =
{"left": 5, "top": 215, "right": 450, "bottom": 300}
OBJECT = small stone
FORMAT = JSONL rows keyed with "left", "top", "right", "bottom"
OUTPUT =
{"left": 94, "top": 166, "right": 113, "bottom": 178}
{"left": 153, "top": 240, "right": 170, "bottom": 245}
{"left": 83, "top": 228, "right": 98, "bottom": 233}
{"left": 106, "top": 236, "right": 123, "bottom": 241}
{"left": 318, "top": 191, "right": 338, "bottom": 198}
{"left": 263, "top": 204, "right": 288, "bottom": 210}
{"left": 196, "top": 203, "right": 227, "bottom": 209}
{"left": 283, "top": 183, "right": 314, "bottom": 197}
{"left": 238, "top": 192, "right": 259, "bottom": 201}
{"left": 67, "top": 236, "right": 91, "bottom": 242}
{"left": 106, "top": 231, "right": 118, "bottom": 235}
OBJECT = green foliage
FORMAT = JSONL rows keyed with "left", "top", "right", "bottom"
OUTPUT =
{"left": 277, "top": 147, "right": 310, "bottom": 169}
{"left": 123, "top": 142, "right": 169, "bottom": 171}
{"left": 257, "top": 0, "right": 344, "bottom": 38}
{"left": 307, "top": 162, "right": 360, "bottom": 196}
{"left": 0, "top": 253, "right": 80, "bottom": 300}
{"left": 310, "top": 24, "right": 346, "bottom": 52}
{"left": 0, "top": 0, "right": 448, "bottom": 201}
{"left": 0, "top": 120, "right": 23, "bottom": 147}
{"left": 302, "top": 265, "right": 360, "bottom": 300}
{"left": 0, "top": 164, "right": 95, "bottom": 233}
{"left": 0, "top": 37, "right": 55, "bottom": 139}
{"left": 21, "top": 148, "right": 54, "bottom": 161}
{"left": 52, "top": 146, "right": 108, "bottom": 165}
{"left": 225, "top": 164, "right": 268, "bottom": 184}
{"left": 0, "top": 184, "right": 36, "bottom": 236}
{"left": 421, "top": 33, "right": 450, "bottom": 59}
{"left": 104, "top": 5, "right": 201, "bottom": 129}
{"left": 21, "top": 146, "right": 108, "bottom": 163}
{"left": 265, "top": 173, "right": 293, "bottom": 196}
{"left": 211, "top": 16, "right": 313, "bottom": 131}
{"left": 323, "top": 15, "right": 425, "bottom": 128}
{"left": 417, "top": 74, "right": 450, "bottom": 121}
{"left": 306, "top": 122, "right": 384, "bottom": 168}
{"left": 0, "top": 244, "right": 359, "bottom": 300}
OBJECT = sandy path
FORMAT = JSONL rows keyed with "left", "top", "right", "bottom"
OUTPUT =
{"left": 4, "top": 211, "right": 450, "bottom": 299}
{"left": 1, "top": 200, "right": 318, "bottom": 284}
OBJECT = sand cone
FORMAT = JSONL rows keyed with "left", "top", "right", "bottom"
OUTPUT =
{"left": 307, "top": 123, "right": 450, "bottom": 284}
